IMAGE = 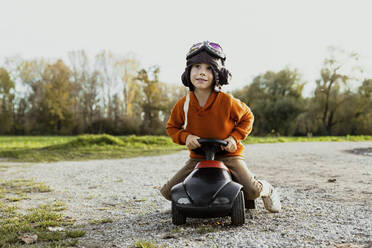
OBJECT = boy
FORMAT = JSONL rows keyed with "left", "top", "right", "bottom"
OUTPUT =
{"left": 160, "top": 41, "right": 281, "bottom": 213}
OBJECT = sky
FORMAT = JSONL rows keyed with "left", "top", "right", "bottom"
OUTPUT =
{"left": 1, "top": 0, "right": 372, "bottom": 96}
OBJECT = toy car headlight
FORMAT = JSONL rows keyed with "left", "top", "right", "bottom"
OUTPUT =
{"left": 212, "top": 197, "right": 230, "bottom": 205}
{"left": 177, "top": 197, "right": 191, "bottom": 204}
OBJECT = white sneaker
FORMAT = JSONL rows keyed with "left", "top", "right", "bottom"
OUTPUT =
{"left": 259, "top": 180, "right": 281, "bottom": 213}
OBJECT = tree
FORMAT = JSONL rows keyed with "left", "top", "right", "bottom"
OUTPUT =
{"left": 13, "top": 98, "right": 29, "bottom": 134}
{"left": 352, "top": 79, "right": 372, "bottom": 134}
{"left": 136, "top": 66, "right": 168, "bottom": 134}
{"left": 311, "top": 47, "right": 361, "bottom": 135}
{"left": 0, "top": 68, "right": 15, "bottom": 134}
{"left": 68, "top": 50, "right": 102, "bottom": 133}
{"left": 16, "top": 59, "right": 47, "bottom": 93}
{"left": 14, "top": 59, "right": 48, "bottom": 133}
{"left": 112, "top": 93, "right": 123, "bottom": 130}
{"left": 233, "top": 68, "right": 305, "bottom": 136}
{"left": 116, "top": 54, "right": 141, "bottom": 118}
{"left": 95, "top": 50, "right": 125, "bottom": 120}
{"left": 39, "top": 60, "right": 75, "bottom": 133}
{"left": 80, "top": 71, "right": 101, "bottom": 132}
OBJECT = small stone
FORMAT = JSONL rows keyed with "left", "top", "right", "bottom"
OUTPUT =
{"left": 19, "top": 234, "right": 38, "bottom": 244}
{"left": 48, "top": 227, "right": 65, "bottom": 232}
{"left": 162, "top": 234, "right": 176, "bottom": 239}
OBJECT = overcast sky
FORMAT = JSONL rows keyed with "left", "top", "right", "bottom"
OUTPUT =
{"left": 1, "top": 0, "right": 372, "bottom": 96}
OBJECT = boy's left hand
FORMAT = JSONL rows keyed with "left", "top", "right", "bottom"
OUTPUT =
{"left": 222, "top": 136, "right": 237, "bottom": 153}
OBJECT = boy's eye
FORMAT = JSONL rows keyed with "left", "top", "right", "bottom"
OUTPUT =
{"left": 195, "top": 64, "right": 201, "bottom": 69}
{"left": 207, "top": 66, "right": 212, "bottom": 71}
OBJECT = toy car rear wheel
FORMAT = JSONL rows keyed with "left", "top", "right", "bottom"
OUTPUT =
{"left": 172, "top": 201, "right": 186, "bottom": 225}
{"left": 231, "top": 190, "right": 245, "bottom": 226}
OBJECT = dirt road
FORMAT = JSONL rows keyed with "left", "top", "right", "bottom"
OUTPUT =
{"left": 1, "top": 142, "right": 371, "bottom": 247}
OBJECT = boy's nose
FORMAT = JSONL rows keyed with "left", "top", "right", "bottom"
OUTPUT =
{"left": 200, "top": 69, "right": 207, "bottom": 75}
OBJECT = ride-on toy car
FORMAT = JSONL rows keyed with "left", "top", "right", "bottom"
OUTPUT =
{"left": 170, "top": 138, "right": 255, "bottom": 226}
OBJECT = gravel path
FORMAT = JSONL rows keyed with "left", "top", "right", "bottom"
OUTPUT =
{"left": 1, "top": 142, "right": 371, "bottom": 248}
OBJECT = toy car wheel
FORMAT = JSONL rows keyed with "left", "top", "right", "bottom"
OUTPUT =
{"left": 172, "top": 201, "right": 186, "bottom": 225}
{"left": 231, "top": 191, "right": 245, "bottom": 226}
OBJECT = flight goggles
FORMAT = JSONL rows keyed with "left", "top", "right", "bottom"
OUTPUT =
{"left": 186, "top": 41, "right": 226, "bottom": 60}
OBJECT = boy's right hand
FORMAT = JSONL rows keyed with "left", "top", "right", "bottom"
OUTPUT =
{"left": 186, "top": 134, "right": 201, "bottom": 150}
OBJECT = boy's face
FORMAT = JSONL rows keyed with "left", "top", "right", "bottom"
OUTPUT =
{"left": 190, "top": 63, "right": 214, "bottom": 91}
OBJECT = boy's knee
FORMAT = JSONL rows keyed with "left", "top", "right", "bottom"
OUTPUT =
{"left": 160, "top": 184, "right": 172, "bottom": 201}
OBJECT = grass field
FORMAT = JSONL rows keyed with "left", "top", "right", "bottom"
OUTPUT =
{"left": 0, "top": 179, "right": 85, "bottom": 246}
{"left": 0, "top": 134, "right": 371, "bottom": 162}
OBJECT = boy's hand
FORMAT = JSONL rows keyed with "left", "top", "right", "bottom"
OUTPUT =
{"left": 222, "top": 136, "right": 237, "bottom": 153}
{"left": 186, "top": 134, "right": 201, "bottom": 150}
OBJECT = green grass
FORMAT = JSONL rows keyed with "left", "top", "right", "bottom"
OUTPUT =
{"left": 242, "top": 135, "right": 372, "bottom": 144}
{"left": 0, "top": 134, "right": 184, "bottom": 162}
{"left": 133, "top": 239, "right": 165, "bottom": 248}
{"left": 0, "top": 179, "right": 52, "bottom": 194}
{"left": 88, "top": 218, "right": 113, "bottom": 225}
{"left": 0, "top": 136, "right": 75, "bottom": 149}
{"left": 0, "top": 179, "right": 84, "bottom": 247}
{"left": 0, "top": 134, "right": 370, "bottom": 162}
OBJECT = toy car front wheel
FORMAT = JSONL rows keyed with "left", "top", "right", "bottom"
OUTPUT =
{"left": 231, "top": 191, "right": 245, "bottom": 226}
{"left": 172, "top": 201, "right": 186, "bottom": 225}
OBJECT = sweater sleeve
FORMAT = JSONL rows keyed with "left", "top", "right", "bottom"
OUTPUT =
{"left": 166, "top": 97, "right": 190, "bottom": 145}
{"left": 229, "top": 97, "right": 254, "bottom": 142}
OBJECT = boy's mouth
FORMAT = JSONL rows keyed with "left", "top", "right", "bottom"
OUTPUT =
{"left": 196, "top": 78, "right": 207, "bottom": 82}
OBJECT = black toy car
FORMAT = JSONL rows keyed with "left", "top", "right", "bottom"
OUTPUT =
{"left": 171, "top": 138, "right": 254, "bottom": 226}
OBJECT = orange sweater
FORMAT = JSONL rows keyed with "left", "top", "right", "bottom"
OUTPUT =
{"left": 166, "top": 91, "right": 254, "bottom": 158}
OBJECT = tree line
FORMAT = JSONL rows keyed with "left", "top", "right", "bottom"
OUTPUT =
{"left": 0, "top": 51, "right": 187, "bottom": 135}
{"left": 0, "top": 47, "right": 371, "bottom": 136}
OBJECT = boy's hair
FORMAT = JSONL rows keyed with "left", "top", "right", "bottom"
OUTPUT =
{"left": 181, "top": 51, "right": 231, "bottom": 91}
